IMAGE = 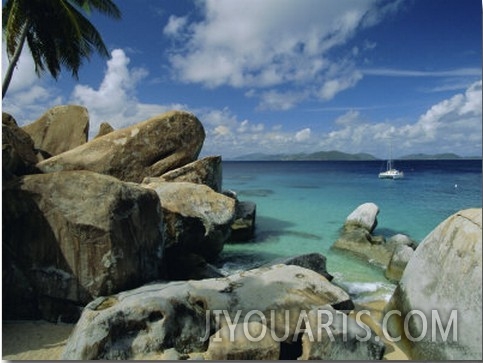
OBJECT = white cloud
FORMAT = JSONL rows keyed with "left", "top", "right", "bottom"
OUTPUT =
{"left": 316, "top": 80, "right": 482, "bottom": 157}
{"left": 237, "top": 120, "right": 264, "bottom": 133}
{"left": 319, "top": 71, "right": 363, "bottom": 100}
{"left": 335, "top": 110, "right": 360, "bottom": 126}
{"left": 71, "top": 49, "right": 153, "bottom": 133}
{"left": 214, "top": 125, "right": 231, "bottom": 137}
{"left": 195, "top": 106, "right": 319, "bottom": 157}
{"left": 165, "top": 0, "right": 400, "bottom": 109}
{"left": 5, "top": 42, "right": 479, "bottom": 160}
{"left": 2, "top": 43, "right": 38, "bottom": 94}
{"left": 295, "top": 128, "right": 312, "bottom": 142}
{"left": 256, "top": 90, "right": 309, "bottom": 111}
{"left": 163, "top": 15, "right": 188, "bottom": 37}
{"left": 2, "top": 43, "right": 62, "bottom": 123}
{"left": 397, "top": 80, "right": 482, "bottom": 150}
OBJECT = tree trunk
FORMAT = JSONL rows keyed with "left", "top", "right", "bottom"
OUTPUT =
{"left": 2, "top": 21, "right": 29, "bottom": 99}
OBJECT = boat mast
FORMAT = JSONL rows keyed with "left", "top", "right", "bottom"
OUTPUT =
{"left": 388, "top": 137, "right": 393, "bottom": 170}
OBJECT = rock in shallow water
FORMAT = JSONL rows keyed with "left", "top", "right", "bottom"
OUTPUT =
{"left": 263, "top": 252, "right": 333, "bottom": 281}
{"left": 230, "top": 200, "right": 257, "bottom": 242}
{"left": 141, "top": 180, "right": 236, "bottom": 262}
{"left": 332, "top": 203, "right": 416, "bottom": 270}
{"left": 345, "top": 202, "right": 379, "bottom": 232}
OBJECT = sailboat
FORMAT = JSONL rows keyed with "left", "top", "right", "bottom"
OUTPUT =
{"left": 378, "top": 159, "right": 404, "bottom": 179}
{"left": 378, "top": 141, "right": 404, "bottom": 179}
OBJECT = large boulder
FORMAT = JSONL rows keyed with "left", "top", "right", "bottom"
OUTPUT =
{"left": 142, "top": 180, "right": 235, "bottom": 262}
{"left": 37, "top": 111, "right": 205, "bottom": 183}
{"left": 205, "top": 321, "right": 280, "bottom": 360}
{"left": 332, "top": 223, "right": 392, "bottom": 268}
{"left": 384, "top": 244, "right": 414, "bottom": 282}
{"left": 345, "top": 202, "right": 379, "bottom": 232}
{"left": 150, "top": 155, "right": 223, "bottom": 192}
{"left": 22, "top": 105, "right": 89, "bottom": 159}
{"left": 3, "top": 171, "right": 165, "bottom": 322}
{"left": 2, "top": 112, "right": 39, "bottom": 178}
{"left": 93, "top": 122, "right": 114, "bottom": 139}
{"left": 230, "top": 200, "right": 257, "bottom": 242}
{"left": 332, "top": 203, "right": 415, "bottom": 269}
{"left": 264, "top": 253, "right": 333, "bottom": 281}
{"left": 300, "top": 305, "right": 385, "bottom": 360}
{"left": 386, "top": 233, "right": 417, "bottom": 250}
{"left": 62, "top": 264, "right": 356, "bottom": 360}
{"left": 384, "top": 209, "right": 482, "bottom": 360}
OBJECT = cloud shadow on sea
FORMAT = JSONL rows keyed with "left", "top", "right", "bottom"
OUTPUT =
{"left": 218, "top": 215, "right": 324, "bottom": 272}
{"left": 251, "top": 215, "right": 323, "bottom": 243}
{"left": 236, "top": 188, "right": 275, "bottom": 197}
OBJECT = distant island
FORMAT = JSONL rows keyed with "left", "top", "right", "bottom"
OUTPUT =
{"left": 399, "top": 153, "right": 481, "bottom": 160}
{"left": 229, "top": 151, "right": 481, "bottom": 161}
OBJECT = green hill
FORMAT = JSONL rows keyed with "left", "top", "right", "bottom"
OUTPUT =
{"left": 399, "top": 153, "right": 469, "bottom": 160}
{"left": 232, "top": 151, "right": 378, "bottom": 161}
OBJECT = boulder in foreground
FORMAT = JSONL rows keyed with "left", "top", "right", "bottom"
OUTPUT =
{"left": 385, "top": 208, "right": 482, "bottom": 360}
{"left": 62, "top": 264, "right": 362, "bottom": 360}
{"left": 3, "top": 171, "right": 165, "bottom": 322}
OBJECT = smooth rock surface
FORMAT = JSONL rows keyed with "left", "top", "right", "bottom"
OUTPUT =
{"left": 37, "top": 111, "right": 205, "bottom": 183}
{"left": 264, "top": 253, "right": 333, "bottom": 281}
{"left": 205, "top": 322, "right": 280, "bottom": 360}
{"left": 142, "top": 180, "right": 235, "bottom": 261}
{"left": 385, "top": 208, "right": 482, "bottom": 360}
{"left": 333, "top": 203, "right": 415, "bottom": 269}
{"left": 22, "top": 105, "right": 89, "bottom": 158}
{"left": 3, "top": 171, "right": 165, "bottom": 321}
{"left": 384, "top": 244, "right": 414, "bottom": 282}
{"left": 62, "top": 264, "right": 354, "bottom": 359}
{"left": 230, "top": 200, "right": 257, "bottom": 242}
{"left": 300, "top": 305, "right": 385, "bottom": 360}
{"left": 93, "top": 122, "right": 114, "bottom": 139}
{"left": 345, "top": 202, "right": 379, "bottom": 232}
{"left": 151, "top": 155, "right": 223, "bottom": 192}
{"left": 2, "top": 112, "right": 39, "bottom": 177}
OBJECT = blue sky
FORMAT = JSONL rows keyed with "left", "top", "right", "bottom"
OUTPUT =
{"left": 2, "top": 0, "right": 482, "bottom": 158}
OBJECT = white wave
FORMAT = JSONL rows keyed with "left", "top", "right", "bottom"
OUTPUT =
{"left": 336, "top": 280, "right": 396, "bottom": 302}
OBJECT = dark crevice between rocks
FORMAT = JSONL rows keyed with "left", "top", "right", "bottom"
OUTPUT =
{"left": 279, "top": 334, "right": 303, "bottom": 360}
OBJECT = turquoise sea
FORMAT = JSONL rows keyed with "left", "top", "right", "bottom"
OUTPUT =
{"left": 216, "top": 160, "right": 482, "bottom": 302}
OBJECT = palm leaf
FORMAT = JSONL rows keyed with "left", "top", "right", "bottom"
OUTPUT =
{"left": 69, "top": 0, "right": 121, "bottom": 19}
{"left": 2, "top": 0, "right": 121, "bottom": 94}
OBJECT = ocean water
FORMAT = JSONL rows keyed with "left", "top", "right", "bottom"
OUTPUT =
{"left": 216, "top": 160, "right": 482, "bottom": 302}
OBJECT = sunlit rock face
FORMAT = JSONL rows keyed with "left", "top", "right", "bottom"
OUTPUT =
{"left": 37, "top": 110, "right": 205, "bottom": 183}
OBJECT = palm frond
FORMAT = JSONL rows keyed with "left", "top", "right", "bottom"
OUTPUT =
{"left": 2, "top": 0, "right": 122, "bottom": 96}
{"left": 3, "top": 0, "right": 28, "bottom": 59}
{"left": 68, "top": 0, "right": 121, "bottom": 19}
